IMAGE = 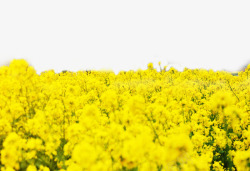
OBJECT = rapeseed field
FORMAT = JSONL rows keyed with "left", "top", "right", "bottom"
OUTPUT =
{"left": 0, "top": 59, "right": 249, "bottom": 171}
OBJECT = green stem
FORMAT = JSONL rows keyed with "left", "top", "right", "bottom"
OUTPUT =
{"left": 227, "top": 80, "right": 239, "bottom": 101}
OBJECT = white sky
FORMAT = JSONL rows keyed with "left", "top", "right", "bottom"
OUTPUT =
{"left": 0, "top": 0, "right": 249, "bottom": 74}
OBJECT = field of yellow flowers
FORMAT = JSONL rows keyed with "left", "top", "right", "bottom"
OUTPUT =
{"left": 0, "top": 59, "right": 249, "bottom": 171}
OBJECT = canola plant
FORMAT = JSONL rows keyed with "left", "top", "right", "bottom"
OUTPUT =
{"left": 0, "top": 59, "right": 249, "bottom": 171}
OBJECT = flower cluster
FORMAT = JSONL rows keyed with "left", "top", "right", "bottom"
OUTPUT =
{"left": 0, "top": 59, "right": 249, "bottom": 171}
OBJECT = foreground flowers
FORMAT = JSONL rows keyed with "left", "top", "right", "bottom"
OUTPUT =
{"left": 0, "top": 59, "right": 249, "bottom": 171}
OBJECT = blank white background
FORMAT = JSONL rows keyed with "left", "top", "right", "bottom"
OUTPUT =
{"left": 0, "top": 0, "right": 249, "bottom": 74}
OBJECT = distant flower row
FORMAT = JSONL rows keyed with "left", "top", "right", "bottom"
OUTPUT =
{"left": 0, "top": 59, "right": 249, "bottom": 171}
